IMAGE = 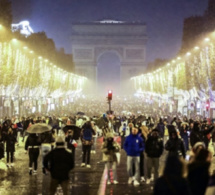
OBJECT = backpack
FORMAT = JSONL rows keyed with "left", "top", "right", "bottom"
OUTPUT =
{"left": 83, "top": 128, "right": 92, "bottom": 141}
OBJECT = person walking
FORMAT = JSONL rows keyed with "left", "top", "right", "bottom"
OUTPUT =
{"left": 5, "top": 127, "right": 17, "bottom": 167}
{"left": 145, "top": 129, "right": 163, "bottom": 184}
{"left": 43, "top": 136, "right": 74, "bottom": 195}
{"left": 25, "top": 133, "right": 41, "bottom": 175}
{"left": 102, "top": 132, "right": 120, "bottom": 184}
{"left": 124, "top": 127, "right": 145, "bottom": 186}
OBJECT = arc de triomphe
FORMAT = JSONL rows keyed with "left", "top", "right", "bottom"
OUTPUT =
{"left": 71, "top": 20, "right": 147, "bottom": 95}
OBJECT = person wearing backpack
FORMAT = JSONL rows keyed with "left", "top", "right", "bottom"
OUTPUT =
{"left": 80, "top": 121, "right": 95, "bottom": 168}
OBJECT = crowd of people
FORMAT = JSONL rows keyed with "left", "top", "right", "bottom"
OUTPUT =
{"left": 0, "top": 96, "right": 215, "bottom": 194}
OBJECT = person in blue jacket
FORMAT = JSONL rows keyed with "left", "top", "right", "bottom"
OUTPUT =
{"left": 124, "top": 127, "right": 145, "bottom": 186}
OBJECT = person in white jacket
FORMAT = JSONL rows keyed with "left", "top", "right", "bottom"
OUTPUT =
{"left": 119, "top": 122, "right": 130, "bottom": 149}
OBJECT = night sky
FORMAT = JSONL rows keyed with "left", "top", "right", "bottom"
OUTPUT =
{"left": 11, "top": 0, "right": 208, "bottom": 64}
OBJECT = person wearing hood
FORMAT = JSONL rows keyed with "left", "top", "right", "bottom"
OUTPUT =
{"left": 189, "top": 142, "right": 206, "bottom": 162}
{"left": 43, "top": 136, "right": 74, "bottom": 195}
{"left": 145, "top": 129, "right": 163, "bottom": 184}
{"left": 165, "top": 125, "right": 186, "bottom": 158}
{"left": 154, "top": 155, "right": 191, "bottom": 195}
{"left": 102, "top": 132, "right": 120, "bottom": 185}
{"left": 124, "top": 127, "right": 145, "bottom": 186}
{"left": 190, "top": 122, "right": 214, "bottom": 148}
{"left": 187, "top": 148, "right": 212, "bottom": 195}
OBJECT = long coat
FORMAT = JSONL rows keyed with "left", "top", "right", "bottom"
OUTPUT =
{"left": 5, "top": 133, "right": 17, "bottom": 152}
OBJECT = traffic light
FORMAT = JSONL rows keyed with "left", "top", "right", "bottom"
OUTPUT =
{"left": 206, "top": 100, "right": 210, "bottom": 111}
{"left": 107, "top": 90, "right": 112, "bottom": 101}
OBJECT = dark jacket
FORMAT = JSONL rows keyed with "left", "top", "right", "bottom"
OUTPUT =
{"left": 154, "top": 154, "right": 191, "bottom": 195}
{"left": 154, "top": 176, "right": 191, "bottom": 195}
{"left": 165, "top": 136, "right": 186, "bottom": 158}
{"left": 43, "top": 147, "right": 74, "bottom": 181}
{"left": 40, "top": 131, "right": 55, "bottom": 144}
{"left": 145, "top": 135, "right": 163, "bottom": 158}
{"left": 124, "top": 134, "right": 145, "bottom": 156}
{"left": 190, "top": 126, "right": 214, "bottom": 148}
{"left": 65, "top": 135, "right": 75, "bottom": 150}
{"left": 25, "top": 134, "right": 41, "bottom": 150}
{"left": 187, "top": 162, "right": 210, "bottom": 195}
{"left": 156, "top": 122, "right": 165, "bottom": 137}
{"left": 5, "top": 133, "right": 17, "bottom": 152}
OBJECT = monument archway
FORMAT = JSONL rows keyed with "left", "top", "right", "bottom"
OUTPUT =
{"left": 97, "top": 51, "right": 121, "bottom": 95}
{"left": 71, "top": 20, "right": 147, "bottom": 95}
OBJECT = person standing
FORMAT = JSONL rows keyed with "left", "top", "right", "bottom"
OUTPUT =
{"left": 139, "top": 125, "right": 149, "bottom": 182}
{"left": 154, "top": 155, "right": 191, "bottom": 195}
{"left": 80, "top": 121, "right": 95, "bottom": 168}
{"left": 25, "top": 133, "right": 41, "bottom": 175}
{"left": 65, "top": 130, "right": 77, "bottom": 163}
{"left": 119, "top": 123, "right": 129, "bottom": 149}
{"left": 5, "top": 127, "right": 17, "bottom": 167}
{"left": 40, "top": 131, "right": 55, "bottom": 174}
{"left": 190, "top": 122, "right": 214, "bottom": 148}
{"left": 145, "top": 129, "right": 163, "bottom": 184}
{"left": 165, "top": 126, "right": 186, "bottom": 159}
{"left": 187, "top": 148, "right": 212, "bottom": 195}
{"left": 124, "top": 127, "right": 145, "bottom": 186}
{"left": 43, "top": 136, "right": 74, "bottom": 195}
{"left": 180, "top": 122, "right": 189, "bottom": 152}
{"left": 102, "top": 132, "right": 120, "bottom": 184}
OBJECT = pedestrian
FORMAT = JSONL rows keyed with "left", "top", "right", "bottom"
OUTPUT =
{"left": 124, "top": 127, "right": 145, "bottom": 186}
{"left": 190, "top": 122, "right": 214, "bottom": 148}
{"left": 165, "top": 125, "right": 186, "bottom": 159}
{"left": 154, "top": 155, "right": 191, "bottom": 195}
{"left": 80, "top": 121, "right": 95, "bottom": 168}
{"left": 187, "top": 148, "right": 212, "bottom": 195}
{"left": 156, "top": 118, "right": 165, "bottom": 138}
{"left": 5, "top": 127, "right": 17, "bottom": 167}
{"left": 179, "top": 122, "right": 189, "bottom": 151}
{"left": 102, "top": 132, "right": 120, "bottom": 185}
{"left": 25, "top": 133, "right": 41, "bottom": 175}
{"left": 189, "top": 142, "right": 205, "bottom": 162}
{"left": 119, "top": 122, "right": 129, "bottom": 149}
{"left": 139, "top": 125, "right": 149, "bottom": 182}
{"left": 145, "top": 129, "right": 163, "bottom": 184}
{"left": 91, "top": 121, "right": 100, "bottom": 154}
{"left": 40, "top": 131, "right": 55, "bottom": 174}
{"left": 65, "top": 129, "right": 77, "bottom": 162}
{"left": 0, "top": 126, "right": 4, "bottom": 160}
{"left": 43, "top": 136, "right": 74, "bottom": 195}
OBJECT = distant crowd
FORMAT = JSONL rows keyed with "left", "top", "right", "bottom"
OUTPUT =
{"left": 0, "top": 99, "right": 215, "bottom": 194}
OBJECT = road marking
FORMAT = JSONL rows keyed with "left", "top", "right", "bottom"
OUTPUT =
{"left": 97, "top": 165, "right": 107, "bottom": 195}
